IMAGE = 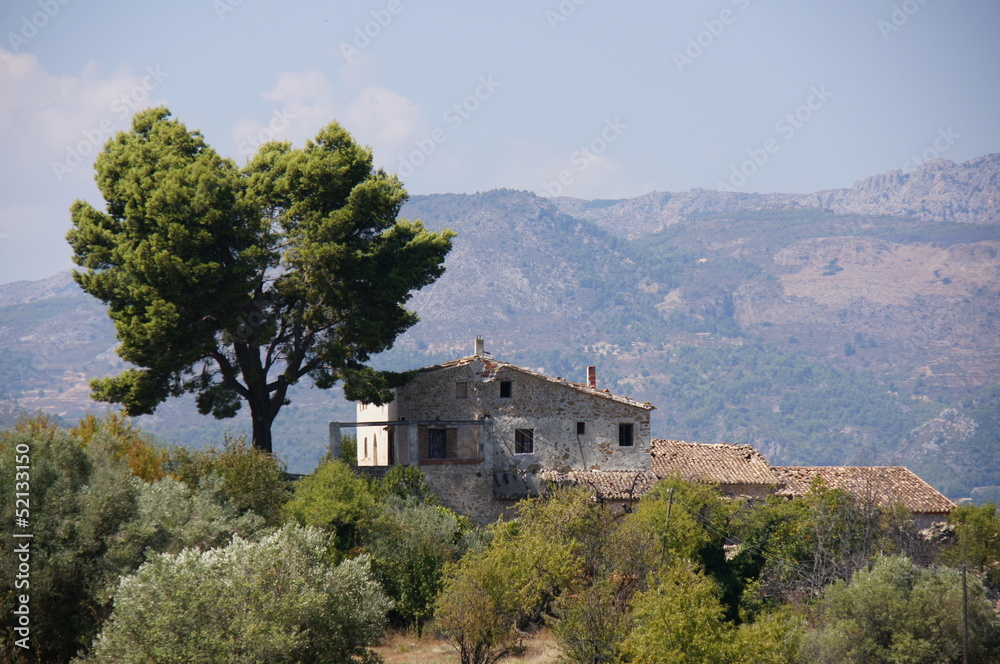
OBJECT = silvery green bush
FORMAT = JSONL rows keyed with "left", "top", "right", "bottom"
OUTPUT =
{"left": 84, "top": 524, "right": 391, "bottom": 664}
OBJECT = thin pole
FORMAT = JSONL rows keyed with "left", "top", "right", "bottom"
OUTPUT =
{"left": 662, "top": 488, "right": 674, "bottom": 561}
{"left": 962, "top": 537, "right": 969, "bottom": 664}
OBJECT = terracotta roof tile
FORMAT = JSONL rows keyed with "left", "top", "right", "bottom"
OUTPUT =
{"left": 651, "top": 439, "right": 780, "bottom": 486}
{"left": 773, "top": 466, "right": 954, "bottom": 514}
{"left": 540, "top": 469, "right": 658, "bottom": 500}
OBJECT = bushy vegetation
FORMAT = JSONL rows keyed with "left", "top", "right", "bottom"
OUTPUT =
{"left": 3, "top": 414, "right": 999, "bottom": 663}
{"left": 0, "top": 415, "right": 274, "bottom": 663}
{"left": 84, "top": 526, "right": 390, "bottom": 664}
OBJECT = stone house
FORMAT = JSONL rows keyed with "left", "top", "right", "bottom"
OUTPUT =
{"left": 773, "top": 466, "right": 955, "bottom": 528}
{"left": 331, "top": 338, "right": 655, "bottom": 521}
{"left": 329, "top": 341, "right": 952, "bottom": 526}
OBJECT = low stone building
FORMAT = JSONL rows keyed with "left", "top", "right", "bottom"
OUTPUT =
{"left": 329, "top": 341, "right": 953, "bottom": 525}
{"left": 773, "top": 466, "right": 955, "bottom": 528}
{"left": 649, "top": 439, "right": 782, "bottom": 498}
{"left": 332, "top": 338, "right": 655, "bottom": 521}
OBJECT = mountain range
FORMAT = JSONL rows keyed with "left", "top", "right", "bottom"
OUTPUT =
{"left": 1, "top": 154, "right": 997, "bottom": 498}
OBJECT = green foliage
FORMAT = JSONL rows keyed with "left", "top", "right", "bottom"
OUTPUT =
{"left": 167, "top": 434, "right": 290, "bottom": 526}
{"left": 85, "top": 525, "right": 391, "bottom": 664}
{"left": 627, "top": 478, "right": 754, "bottom": 620}
{"left": 0, "top": 422, "right": 132, "bottom": 663}
{"left": 551, "top": 576, "right": 633, "bottom": 664}
{"left": 114, "top": 474, "right": 265, "bottom": 560}
{"left": 376, "top": 463, "right": 438, "bottom": 503}
{"left": 624, "top": 559, "right": 734, "bottom": 664}
{"left": 944, "top": 502, "right": 1000, "bottom": 587}
{"left": 363, "top": 496, "right": 477, "bottom": 634}
{"left": 342, "top": 433, "right": 359, "bottom": 466}
{"left": 0, "top": 416, "right": 271, "bottom": 663}
{"left": 67, "top": 107, "right": 453, "bottom": 452}
{"left": 284, "top": 457, "right": 378, "bottom": 551}
{"left": 739, "top": 481, "right": 928, "bottom": 601}
{"left": 71, "top": 411, "right": 168, "bottom": 481}
{"left": 629, "top": 477, "right": 732, "bottom": 565}
{"left": 435, "top": 488, "right": 606, "bottom": 664}
{"left": 434, "top": 549, "right": 525, "bottom": 664}
{"left": 624, "top": 558, "right": 802, "bottom": 664}
{"left": 799, "top": 555, "right": 1000, "bottom": 664}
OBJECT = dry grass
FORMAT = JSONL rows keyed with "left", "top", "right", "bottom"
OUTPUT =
{"left": 374, "top": 628, "right": 561, "bottom": 664}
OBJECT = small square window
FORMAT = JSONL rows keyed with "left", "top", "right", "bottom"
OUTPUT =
{"left": 499, "top": 381, "right": 512, "bottom": 398}
{"left": 576, "top": 421, "right": 586, "bottom": 435}
{"left": 455, "top": 382, "right": 468, "bottom": 399}
{"left": 515, "top": 428, "right": 534, "bottom": 454}
{"left": 618, "top": 423, "right": 634, "bottom": 447}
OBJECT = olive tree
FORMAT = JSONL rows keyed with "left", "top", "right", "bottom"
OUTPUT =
{"left": 84, "top": 525, "right": 391, "bottom": 664}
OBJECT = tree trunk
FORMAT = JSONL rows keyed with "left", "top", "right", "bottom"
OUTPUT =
{"left": 248, "top": 397, "right": 275, "bottom": 454}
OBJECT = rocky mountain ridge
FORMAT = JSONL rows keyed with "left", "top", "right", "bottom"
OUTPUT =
{"left": 0, "top": 154, "right": 997, "bottom": 495}
{"left": 552, "top": 154, "right": 1000, "bottom": 238}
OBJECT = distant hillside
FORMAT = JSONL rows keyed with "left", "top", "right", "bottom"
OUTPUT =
{"left": 0, "top": 154, "right": 997, "bottom": 495}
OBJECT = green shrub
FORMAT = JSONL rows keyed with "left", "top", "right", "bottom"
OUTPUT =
{"left": 85, "top": 525, "right": 391, "bottom": 664}
{"left": 799, "top": 555, "right": 1000, "bottom": 664}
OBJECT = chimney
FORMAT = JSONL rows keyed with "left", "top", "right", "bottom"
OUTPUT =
{"left": 587, "top": 366, "right": 597, "bottom": 389}
{"left": 474, "top": 336, "right": 485, "bottom": 356}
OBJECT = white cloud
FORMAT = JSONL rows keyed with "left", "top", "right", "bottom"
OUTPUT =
{"left": 0, "top": 48, "right": 172, "bottom": 283}
{"left": 231, "top": 69, "right": 427, "bottom": 171}
{"left": 228, "top": 70, "right": 338, "bottom": 161}
{"left": 0, "top": 48, "right": 169, "bottom": 186}
{"left": 344, "top": 85, "right": 427, "bottom": 161}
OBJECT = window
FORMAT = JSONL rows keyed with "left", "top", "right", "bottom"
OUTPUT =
{"left": 515, "top": 428, "right": 534, "bottom": 454}
{"left": 576, "top": 421, "right": 586, "bottom": 435}
{"left": 500, "top": 380, "right": 512, "bottom": 398}
{"left": 455, "top": 381, "right": 468, "bottom": 399}
{"left": 618, "top": 423, "right": 634, "bottom": 447}
{"left": 428, "top": 428, "right": 447, "bottom": 459}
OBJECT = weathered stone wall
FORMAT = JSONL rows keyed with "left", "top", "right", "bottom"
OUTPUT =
{"left": 718, "top": 483, "right": 776, "bottom": 499}
{"left": 421, "top": 462, "right": 515, "bottom": 523}
{"left": 395, "top": 360, "right": 653, "bottom": 475}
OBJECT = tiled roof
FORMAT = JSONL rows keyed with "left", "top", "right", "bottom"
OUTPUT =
{"left": 540, "top": 469, "right": 658, "bottom": 500}
{"left": 773, "top": 466, "right": 955, "bottom": 514}
{"left": 651, "top": 439, "right": 780, "bottom": 486}
{"left": 420, "top": 355, "right": 655, "bottom": 411}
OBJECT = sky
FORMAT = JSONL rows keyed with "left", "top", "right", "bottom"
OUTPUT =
{"left": 1, "top": 0, "right": 998, "bottom": 284}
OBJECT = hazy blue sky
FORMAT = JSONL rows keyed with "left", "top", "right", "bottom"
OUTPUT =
{"left": 1, "top": 0, "right": 998, "bottom": 283}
